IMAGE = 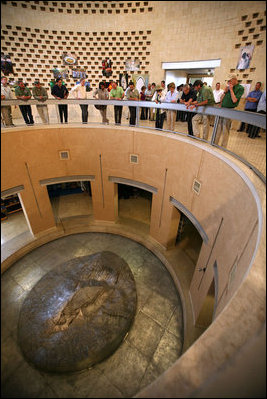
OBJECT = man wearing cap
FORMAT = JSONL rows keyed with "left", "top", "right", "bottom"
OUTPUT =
{"left": 126, "top": 81, "right": 139, "bottom": 126}
{"left": 15, "top": 80, "right": 34, "bottom": 125}
{"left": 188, "top": 80, "right": 215, "bottom": 140}
{"left": 1, "top": 76, "right": 15, "bottom": 127}
{"left": 214, "top": 74, "right": 244, "bottom": 147}
{"left": 32, "top": 80, "right": 49, "bottom": 124}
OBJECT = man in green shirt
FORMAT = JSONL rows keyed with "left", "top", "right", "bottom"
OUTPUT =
{"left": 126, "top": 81, "right": 139, "bottom": 126}
{"left": 109, "top": 82, "right": 124, "bottom": 124}
{"left": 15, "top": 80, "right": 34, "bottom": 125}
{"left": 214, "top": 74, "right": 244, "bottom": 148}
{"left": 32, "top": 80, "right": 49, "bottom": 124}
{"left": 188, "top": 80, "right": 215, "bottom": 140}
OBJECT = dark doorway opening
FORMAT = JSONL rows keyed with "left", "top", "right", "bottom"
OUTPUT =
{"left": 196, "top": 277, "right": 215, "bottom": 329}
{"left": 176, "top": 212, "right": 203, "bottom": 265}
{"left": 117, "top": 184, "right": 152, "bottom": 226}
{"left": 47, "top": 181, "right": 92, "bottom": 222}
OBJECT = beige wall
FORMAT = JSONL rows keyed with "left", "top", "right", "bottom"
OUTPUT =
{"left": 1, "top": 125, "right": 262, "bottom": 323}
{"left": 1, "top": 1, "right": 266, "bottom": 94}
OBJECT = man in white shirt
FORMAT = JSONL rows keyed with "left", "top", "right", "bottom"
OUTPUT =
{"left": 70, "top": 78, "right": 88, "bottom": 123}
{"left": 250, "top": 89, "right": 266, "bottom": 138}
{"left": 257, "top": 89, "right": 266, "bottom": 113}
{"left": 213, "top": 82, "right": 224, "bottom": 104}
{"left": 160, "top": 80, "right": 168, "bottom": 102}
{"left": 210, "top": 82, "right": 224, "bottom": 126}
{"left": 1, "top": 76, "right": 15, "bottom": 126}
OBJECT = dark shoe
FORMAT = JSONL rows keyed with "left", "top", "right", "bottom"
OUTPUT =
{"left": 256, "top": 135, "right": 261, "bottom": 138}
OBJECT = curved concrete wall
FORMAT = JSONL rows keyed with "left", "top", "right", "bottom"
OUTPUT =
{"left": 1, "top": 124, "right": 265, "bottom": 397}
{"left": 1, "top": 125, "right": 263, "bottom": 322}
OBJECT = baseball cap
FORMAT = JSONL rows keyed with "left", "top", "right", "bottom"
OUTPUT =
{"left": 226, "top": 74, "right": 237, "bottom": 81}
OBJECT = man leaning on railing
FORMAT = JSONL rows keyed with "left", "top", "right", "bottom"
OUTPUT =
{"left": 1, "top": 76, "right": 15, "bottom": 127}
{"left": 187, "top": 80, "right": 215, "bottom": 140}
{"left": 15, "top": 80, "right": 35, "bottom": 126}
{"left": 32, "top": 80, "right": 49, "bottom": 124}
{"left": 214, "top": 74, "right": 244, "bottom": 148}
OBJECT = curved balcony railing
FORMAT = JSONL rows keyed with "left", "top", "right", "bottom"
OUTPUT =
{"left": 2, "top": 98, "right": 266, "bottom": 182}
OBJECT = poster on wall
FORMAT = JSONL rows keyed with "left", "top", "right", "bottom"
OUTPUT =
{"left": 240, "top": 83, "right": 251, "bottom": 98}
{"left": 119, "top": 73, "right": 129, "bottom": 90}
{"left": 62, "top": 52, "right": 77, "bottom": 66}
{"left": 102, "top": 58, "right": 113, "bottom": 77}
{"left": 72, "top": 70, "right": 87, "bottom": 79}
{"left": 1, "top": 53, "right": 14, "bottom": 76}
{"left": 132, "top": 74, "right": 149, "bottom": 93}
{"left": 125, "top": 59, "right": 140, "bottom": 72}
{"left": 52, "top": 67, "right": 69, "bottom": 79}
{"left": 236, "top": 45, "right": 254, "bottom": 70}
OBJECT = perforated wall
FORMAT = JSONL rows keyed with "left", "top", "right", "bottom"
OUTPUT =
{"left": 231, "top": 10, "right": 266, "bottom": 84}
{"left": 1, "top": 24, "right": 152, "bottom": 88}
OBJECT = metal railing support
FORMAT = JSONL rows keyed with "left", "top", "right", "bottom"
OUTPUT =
{"left": 211, "top": 115, "right": 220, "bottom": 145}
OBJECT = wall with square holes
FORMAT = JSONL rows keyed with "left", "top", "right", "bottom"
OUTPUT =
{"left": 1, "top": 1, "right": 154, "bottom": 91}
{"left": 1, "top": 1, "right": 266, "bottom": 98}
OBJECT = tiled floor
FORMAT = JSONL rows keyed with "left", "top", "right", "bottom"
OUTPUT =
{"left": 1, "top": 190, "right": 205, "bottom": 398}
{"left": 1, "top": 232, "right": 184, "bottom": 398}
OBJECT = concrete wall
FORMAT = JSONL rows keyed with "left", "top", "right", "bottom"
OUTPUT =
{"left": 1, "top": 125, "right": 262, "bottom": 323}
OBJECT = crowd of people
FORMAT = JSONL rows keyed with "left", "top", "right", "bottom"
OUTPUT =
{"left": 1, "top": 74, "right": 265, "bottom": 148}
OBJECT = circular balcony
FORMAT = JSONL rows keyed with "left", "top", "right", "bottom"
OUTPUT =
{"left": 1, "top": 100, "right": 266, "bottom": 397}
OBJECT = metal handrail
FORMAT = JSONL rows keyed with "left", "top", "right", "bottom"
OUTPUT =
{"left": 2, "top": 98, "right": 266, "bottom": 183}
{"left": 2, "top": 98, "right": 266, "bottom": 128}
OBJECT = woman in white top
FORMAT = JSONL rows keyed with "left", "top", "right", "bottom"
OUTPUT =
{"left": 164, "top": 82, "right": 179, "bottom": 131}
{"left": 70, "top": 78, "right": 88, "bottom": 123}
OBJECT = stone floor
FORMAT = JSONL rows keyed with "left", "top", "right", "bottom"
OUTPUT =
{"left": 1, "top": 231, "right": 185, "bottom": 398}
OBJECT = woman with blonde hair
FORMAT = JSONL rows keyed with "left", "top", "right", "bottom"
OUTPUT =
{"left": 164, "top": 82, "right": 178, "bottom": 131}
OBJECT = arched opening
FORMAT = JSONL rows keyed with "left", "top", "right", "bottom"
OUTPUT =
{"left": 196, "top": 278, "right": 215, "bottom": 328}
{"left": 117, "top": 183, "right": 152, "bottom": 228}
{"left": 176, "top": 212, "right": 203, "bottom": 265}
{"left": 1, "top": 193, "right": 31, "bottom": 244}
{"left": 46, "top": 181, "right": 93, "bottom": 223}
{"left": 195, "top": 262, "right": 218, "bottom": 329}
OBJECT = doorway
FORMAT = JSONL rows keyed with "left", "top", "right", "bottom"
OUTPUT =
{"left": 1, "top": 193, "right": 31, "bottom": 244}
{"left": 176, "top": 212, "right": 203, "bottom": 265}
{"left": 47, "top": 181, "right": 93, "bottom": 222}
{"left": 117, "top": 184, "right": 152, "bottom": 226}
{"left": 195, "top": 262, "right": 218, "bottom": 329}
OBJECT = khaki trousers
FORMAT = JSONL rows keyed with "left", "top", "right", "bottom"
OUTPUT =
{"left": 166, "top": 110, "right": 176, "bottom": 131}
{"left": 36, "top": 105, "right": 49, "bottom": 124}
{"left": 214, "top": 117, "right": 231, "bottom": 148}
{"left": 100, "top": 107, "right": 109, "bottom": 123}
{"left": 1, "top": 106, "right": 13, "bottom": 126}
{"left": 192, "top": 114, "right": 210, "bottom": 140}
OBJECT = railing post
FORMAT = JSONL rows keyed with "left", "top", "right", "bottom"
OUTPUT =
{"left": 211, "top": 115, "right": 220, "bottom": 145}
{"left": 55, "top": 104, "right": 60, "bottom": 124}
{"left": 136, "top": 105, "right": 140, "bottom": 127}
